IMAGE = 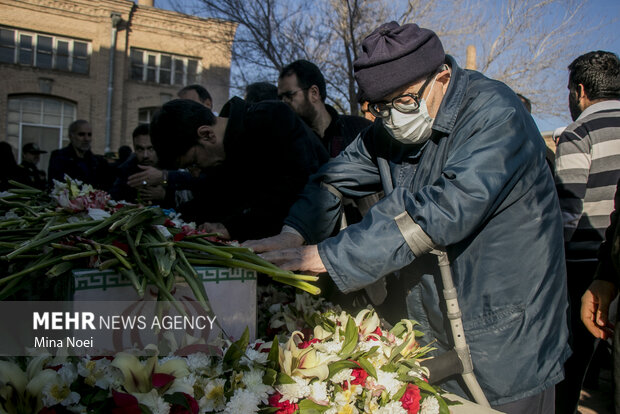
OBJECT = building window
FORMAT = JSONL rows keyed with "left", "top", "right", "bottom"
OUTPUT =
{"left": 0, "top": 27, "right": 90, "bottom": 74}
{"left": 6, "top": 95, "right": 76, "bottom": 173}
{"left": 138, "top": 107, "right": 159, "bottom": 124}
{"left": 130, "top": 47, "right": 201, "bottom": 86}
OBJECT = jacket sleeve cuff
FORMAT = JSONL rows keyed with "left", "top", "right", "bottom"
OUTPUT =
{"left": 394, "top": 211, "right": 436, "bottom": 256}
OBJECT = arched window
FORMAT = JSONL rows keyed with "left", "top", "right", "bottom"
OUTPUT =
{"left": 6, "top": 95, "right": 76, "bottom": 172}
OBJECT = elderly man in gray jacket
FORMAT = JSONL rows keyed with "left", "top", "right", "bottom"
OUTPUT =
{"left": 245, "top": 22, "right": 570, "bottom": 413}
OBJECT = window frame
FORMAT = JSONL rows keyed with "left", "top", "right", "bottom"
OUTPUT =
{"left": 129, "top": 47, "right": 201, "bottom": 86}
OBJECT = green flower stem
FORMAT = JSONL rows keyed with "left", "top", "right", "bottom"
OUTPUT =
{"left": 174, "top": 241, "right": 234, "bottom": 259}
{"left": 186, "top": 257, "right": 319, "bottom": 281}
{"left": 48, "top": 220, "right": 103, "bottom": 231}
{"left": 272, "top": 276, "right": 321, "bottom": 295}
{"left": 118, "top": 267, "right": 145, "bottom": 297}
{"left": 102, "top": 245, "right": 132, "bottom": 269}
{"left": 0, "top": 256, "right": 64, "bottom": 286}
{"left": 61, "top": 250, "right": 99, "bottom": 260}
{"left": 3, "top": 229, "right": 80, "bottom": 261}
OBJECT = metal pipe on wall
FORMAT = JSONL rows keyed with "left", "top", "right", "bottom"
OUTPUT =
{"left": 105, "top": 12, "right": 123, "bottom": 154}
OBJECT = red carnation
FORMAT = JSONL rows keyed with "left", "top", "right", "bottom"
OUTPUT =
{"left": 400, "top": 384, "right": 421, "bottom": 414}
{"left": 342, "top": 361, "right": 368, "bottom": 390}
{"left": 268, "top": 392, "right": 299, "bottom": 414}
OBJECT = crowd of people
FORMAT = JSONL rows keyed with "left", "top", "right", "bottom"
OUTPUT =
{"left": 1, "top": 20, "right": 619, "bottom": 414}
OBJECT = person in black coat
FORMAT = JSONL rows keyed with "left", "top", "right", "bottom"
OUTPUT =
{"left": 20, "top": 143, "right": 47, "bottom": 190}
{"left": 47, "top": 120, "right": 112, "bottom": 190}
{"left": 0, "top": 142, "right": 29, "bottom": 191}
{"left": 149, "top": 97, "right": 329, "bottom": 242}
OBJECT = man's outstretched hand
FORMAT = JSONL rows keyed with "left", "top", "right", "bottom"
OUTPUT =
{"left": 242, "top": 232, "right": 326, "bottom": 274}
{"left": 581, "top": 279, "right": 617, "bottom": 340}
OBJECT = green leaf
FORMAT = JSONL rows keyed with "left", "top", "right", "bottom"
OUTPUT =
{"left": 163, "top": 392, "right": 190, "bottom": 408}
{"left": 391, "top": 383, "right": 408, "bottom": 402}
{"left": 327, "top": 360, "right": 358, "bottom": 379}
{"left": 267, "top": 336, "right": 279, "bottom": 370}
{"left": 277, "top": 372, "right": 296, "bottom": 385}
{"left": 338, "top": 316, "right": 358, "bottom": 358}
{"left": 356, "top": 357, "right": 377, "bottom": 380}
{"left": 223, "top": 327, "right": 250, "bottom": 368}
{"left": 297, "top": 399, "right": 330, "bottom": 413}
{"left": 263, "top": 368, "right": 277, "bottom": 386}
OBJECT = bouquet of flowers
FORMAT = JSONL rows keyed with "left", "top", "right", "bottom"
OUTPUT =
{"left": 0, "top": 305, "right": 453, "bottom": 413}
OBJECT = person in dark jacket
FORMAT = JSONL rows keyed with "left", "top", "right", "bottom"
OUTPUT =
{"left": 48, "top": 120, "right": 112, "bottom": 190}
{"left": 581, "top": 179, "right": 620, "bottom": 413}
{"left": 278, "top": 59, "right": 372, "bottom": 157}
{"left": 20, "top": 143, "right": 47, "bottom": 190}
{"left": 109, "top": 124, "right": 170, "bottom": 205}
{"left": 245, "top": 22, "right": 570, "bottom": 413}
{"left": 149, "top": 97, "right": 329, "bottom": 242}
{"left": 0, "top": 142, "right": 29, "bottom": 191}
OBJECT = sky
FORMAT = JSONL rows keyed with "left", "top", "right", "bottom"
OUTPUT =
{"left": 533, "top": 0, "right": 620, "bottom": 133}
{"left": 154, "top": 0, "right": 620, "bottom": 133}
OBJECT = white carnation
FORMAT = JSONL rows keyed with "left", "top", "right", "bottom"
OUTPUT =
{"left": 420, "top": 396, "right": 440, "bottom": 414}
{"left": 185, "top": 353, "right": 212, "bottom": 372}
{"left": 377, "top": 369, "right": 404, "bottom": 397}
{"left": 223, "top": 388, "right": 261, "bottom": 414}
{"left": 309, "top": 380, "right": 328, "bottom": 403}
{"left": 275, "top": 376, "right": 311, "bottom": 403}
{"left": 241, "top": 348, "right": 269, "bottom": 366}
{"left": 375, "top": 400, "right": 408, "bottom": 414}
{"left": 242, "top": 368, "right": 273, "bottom": 403}
{"left": 330, "top": 368, "right": 353, "bottom": 385}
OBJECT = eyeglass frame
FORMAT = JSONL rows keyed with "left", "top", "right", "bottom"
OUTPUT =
{"left": 277, "top": 87, "right": 310, "bottom": 101}
{"left": 367, "top": 70, "right": 437, "bottom": 119}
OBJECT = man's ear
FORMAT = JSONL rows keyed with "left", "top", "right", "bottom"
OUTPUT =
{"left": 197, "top": 125, "right": 216, "bottom": 143}
{"left": 436, "top": 66, "right": 451, "bottom": 93}
{"left": 577, "top": 84, "right": 588, "bottom": 100}
{"left": 308, "top": 85, "right": 321, "bottom": 104}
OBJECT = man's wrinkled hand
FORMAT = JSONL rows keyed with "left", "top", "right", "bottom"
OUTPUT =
{"left": 128, "top": 165, "right": 164, "bottom": 188}
{"left": 198, "top": 222, "right": 230, "bottom": 240}
{"left": 259, "top": 245, "right": 326, "bottom": 274}
{"left": 137, "top": 185, "right": 165, "bottom": 202}
{"left": 241, "top": 232, "right": 305, "bottom": 253}
{"left": 581, "top": 279, "right": 617, "bottom": 340}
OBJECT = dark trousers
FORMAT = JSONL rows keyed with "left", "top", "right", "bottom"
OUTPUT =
{"left": 615, "top": 301, "right": 620, "bottom": 414}
{"left": 494, "top": 387, "right": 555, "bottom": 414}
{"left": 555, "top": 260, "right": 599, "bottom": 414}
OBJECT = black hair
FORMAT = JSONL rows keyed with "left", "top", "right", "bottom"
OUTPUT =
{"left": 279, "top": 60, "right": 327, "bottom": 102}
{"left": 68, "top": 119, "right": 90, "bottom": 136}
{"left": 150, "top": 99, "right": 216, "bottom": 169}
{"left": 245, "top": 82, "right": 278, "bottom": 103}
{"left": 132, "top": 123, "right": 150, "bottom": 138}
{"left": 178, "top": 84, "right": 212, "bottom": 104}
{"left": 568, "top": 51, "right": 620, "bottom": 100}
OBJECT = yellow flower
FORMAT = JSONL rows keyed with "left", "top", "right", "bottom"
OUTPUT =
{"left": 111, "top": 352, "right": 189, "bottom": 394}
{"left": 279, "top": 331, "right": 340, "bottom": 381}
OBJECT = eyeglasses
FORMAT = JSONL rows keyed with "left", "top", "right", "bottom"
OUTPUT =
{"left": 277, "top": 87, "right": 309, "bottom": 101}
{"left": 76, "top": 132, "right": 92, "bottom": 137}
{"left": 368, "top": 71, "right": 436, "bottom": 119}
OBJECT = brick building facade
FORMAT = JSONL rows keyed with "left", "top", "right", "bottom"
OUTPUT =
{"left": 0, "top": 0, "right": 236, "bottom": 171}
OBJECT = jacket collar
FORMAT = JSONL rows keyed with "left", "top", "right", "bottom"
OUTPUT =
{"left": 576, "top": 99, "right": 620, "bottom": 121}
{"left": 432, "top": 55, "right": 468, "bottom": 135}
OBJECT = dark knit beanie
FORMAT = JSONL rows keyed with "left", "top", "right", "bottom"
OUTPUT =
{"left": 354, "top": 22, "right": 445, "bottom": 102}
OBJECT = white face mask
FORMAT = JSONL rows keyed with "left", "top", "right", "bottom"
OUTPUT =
{"left": 383, "top": 76, "right": 437, "bottom": 144}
